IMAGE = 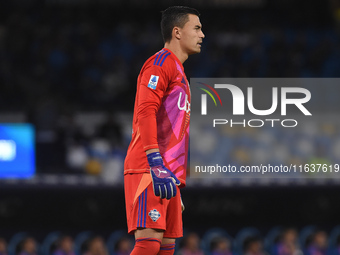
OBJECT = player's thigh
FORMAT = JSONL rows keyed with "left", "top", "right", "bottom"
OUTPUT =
{"left": 135, "top": 227, "right": 164, "bottom": 240}
{"left": 161, "top": 237, "right": 176, "bottom": 245}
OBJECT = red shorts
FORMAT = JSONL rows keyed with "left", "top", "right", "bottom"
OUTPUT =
{"left": 124, "top": 173, "right": 183, "bottom": 239}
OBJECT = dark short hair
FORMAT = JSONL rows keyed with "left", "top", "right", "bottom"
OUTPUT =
{"left": 161, "top": 6, "right": 200, "bottom": 43}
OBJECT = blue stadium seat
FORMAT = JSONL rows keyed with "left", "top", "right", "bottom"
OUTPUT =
{"left": 201, "top": 227, "right": 233, "bottom": 255}
{"left": 234, "top": 227, "right": 261, "bottom": 255}
{"left": 8, "top": 232, "right": 28, "bottom": 255}
{"left": 264, "top": 226, "right": 283, "bottom": 255}
{"left": 106, "top": 230, "right": 133, "bottom": 255}
{"left": 327, "top": 225, "right": 340, "bottom": 255}
{"left": 40, "top": 231, "right": 61, "bottom": 255}
{"left": 298, "top": 225, "right": 317, "bottom": 249}
{"left": 74, "top": 231, "right": 93, "bottom": 255}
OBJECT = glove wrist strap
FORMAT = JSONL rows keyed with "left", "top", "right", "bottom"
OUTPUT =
{"left": 147, "top": 152, "right": 164, "bottom": 168}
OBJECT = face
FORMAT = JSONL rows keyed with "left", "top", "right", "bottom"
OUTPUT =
{"left": 283, "top": 229, "right": 297, "bottom": 243}
{"left": 89, "top": 237, "right": 107, "bottom": 255}
{"left": 249, "top": 241, "right": 262, "bottom": 253}
{"left": 186, "top": 233, "right": 200, "bottom": 249}
{"left": 314, "top": 231, "right": 327, "bottom": 249}
{"left": 117, "top": 239, "right": 132, "bottom": 252}
{"left": 60, "top": 237, "right": 73, "bottom": 252}
{"left": 217, "top": 238, "right": 230, "bottom": 251}
{"left": 177, "top": 14, "right": 205, "bottom": 55}
{"left": 0, "top": 239, "right": 6, "bottom": 252}
{"left": 23, "top": 238, "right": 36, "bottom": 254}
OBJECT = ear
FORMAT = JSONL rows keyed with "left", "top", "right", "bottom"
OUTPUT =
{"left": 173, "top": 26, "right": 181, "bottom": 40}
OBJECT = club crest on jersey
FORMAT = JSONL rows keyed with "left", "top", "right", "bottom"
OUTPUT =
{"left": 148, "top": 209, "right": 161, "bottom": 222}
{"left": 148, "top": 75, "right": 159, "bottom": 90}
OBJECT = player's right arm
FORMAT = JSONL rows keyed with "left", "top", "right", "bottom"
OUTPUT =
{"left": 136, "top": 57, "right": 180, "bottom": 199}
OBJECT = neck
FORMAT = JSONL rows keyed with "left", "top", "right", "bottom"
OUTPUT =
{"left": 164, "top": 42, "right": 188, "bottom": 64}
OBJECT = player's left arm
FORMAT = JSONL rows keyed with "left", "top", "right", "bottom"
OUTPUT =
{"left": 137, "top": 63, "right": 180, "bottom": 199}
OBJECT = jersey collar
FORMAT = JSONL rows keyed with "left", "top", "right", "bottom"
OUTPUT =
{"left": 162, "top": 48, "right": 185, "bottom": 72}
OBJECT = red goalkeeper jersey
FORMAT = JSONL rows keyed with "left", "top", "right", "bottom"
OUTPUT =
{"left": 124, "top": 48, "right": 190, "bottom": 187}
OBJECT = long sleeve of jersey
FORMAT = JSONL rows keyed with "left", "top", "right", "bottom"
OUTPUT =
{"left": 136, "top": 64, "right": 172, "bottom": 151}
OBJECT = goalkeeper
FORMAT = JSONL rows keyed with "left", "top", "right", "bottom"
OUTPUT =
{"left": 124, "top": 5, "right": 204, "bottom": 255}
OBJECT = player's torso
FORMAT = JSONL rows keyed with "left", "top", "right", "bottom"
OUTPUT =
{"left": 156, "top": 59, "right": 190, "bottom": 185}
{"left": 155, "top": 56, "right": 191, "bottom": 151}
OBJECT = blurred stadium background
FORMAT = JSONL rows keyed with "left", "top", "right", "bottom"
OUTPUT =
{"left": 1, "top": 0, "right": 340, "bottom": 254}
